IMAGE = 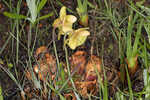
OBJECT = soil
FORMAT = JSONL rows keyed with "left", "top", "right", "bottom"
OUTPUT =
{"left": 0, "top": 0, "right": 145, "bottom": 100}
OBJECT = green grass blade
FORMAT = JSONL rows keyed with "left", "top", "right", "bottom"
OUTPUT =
{"left": 115, "top": 92, "right": 126, "bottom": 100}
{"left": 3, "top": 12, "right": 27, "bottom": 19}
{"left": 0, "top": 35, "right": 11, "bottom": 55}
{"left": 127, "top": 12, "right": 139, "bottom": 58}
{"left": 0, "top": 64, "right": 23, "bottom": 91}
{"left": 144, "top": 23, "right": 150, "bottom": 44}
{"left": 126, "top": 11, "right": 133, "bottom": 58}
{"left": 87, "top": 1, "right": 95, "bottom": 9}
{"left": 128, "top": 3, "right": 146, "bottom": 18}
{"left": 37, "top": 0, "right": 47, "bottom": 13}
{"left": 132, "top": 19, "right": 143, "bottom": 56}
{"left": 103, "top": 69, "right": 108, "bottom": 100}
{"left": 96, "top": 0, "right": 101, "bottom": 8}
{"left": 83, "top": 0, "right": 88, "bottom": 12}
{"left": 143, "top": 40, "right": 148, "bottom": 68}
{"left": 56, "top": 0, "right": 75, "bottom": 14}
{"left": 36, "top": 12, "right": 54, "bottom": 22}
{"left": 0, "top": 85, "right": 3, "bottom": 100}
{"left": 125, "top": 66, "right": 133, "bottom": 100}
{"left": 48, "top": 84, "right": 66, "bottom": 100}
{"left": 77, "top": 0, "right": 83, "bottom": 9}
{"left": 104, "top": 0, "right": 108, "bottom": 10}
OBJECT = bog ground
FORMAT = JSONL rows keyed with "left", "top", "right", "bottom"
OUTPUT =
{"left": 0, "top": 0, "right": 150, "bottom": 100}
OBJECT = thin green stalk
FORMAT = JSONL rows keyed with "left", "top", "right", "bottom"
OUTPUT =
{"left": 63, "top": 34, "right": 80, "bottom": 99}
{"left": 0, "top": 64, "right": 23, "bottom": 92}
{"left": 8, "top": 32, "right": 28, "bottom": 51}
{"left": 16, "top": 20, "right": 19, "bottom": 64}
{"left": 48, "top": 84, "right": 66, "bottom": 100}
{"left": 64, "top": 46, "right": 80, "bottom": 99}
{"left": 132, "top": 18, "right": 143, "bottom": 57}
{"left": 103, "top": 68, "right": 108, "bottom": 100}
{"left": 31, "top": 23, "right": 38, "bottom": 53}
{"left": 16, "top": 0, "right": 22, "bottom": 64}
{"left": 104, "top": 0, "right": 108, "bottom": 11}
{"left": 125, "top": 66, "right": 133, "bottom": 100}
{"left": 0, "top": 35, "right": 11, "bottom": 55}
{"left": 0, "top": 84, "right": 3, "bottom": 100}
{"left": 52, "top": 28, "right": 60, "bottom": 69}
{"left": 96, "top": 0, "right": 101, "bottom": 9}
{"left": 52, "top": 28, "right": 60, "bottom": 91}
{"left": 58, "top": 63, "right": 79, "bottom": 92}
{"left": 127, "top": 12, "right": 139, "bottom": 59}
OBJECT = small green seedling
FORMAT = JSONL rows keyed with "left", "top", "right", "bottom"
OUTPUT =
{"left": 3, "top": 0, "right": 53, "bottom": 24}
{"left": 76, "top": 0, "right": 88, "bottom": 27}
{"left": 126, "top": 13, "right": 143, "bottom": 75}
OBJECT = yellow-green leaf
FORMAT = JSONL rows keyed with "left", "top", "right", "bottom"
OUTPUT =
{"left": 67, "top": 28, "right": 90, "bottom": 49}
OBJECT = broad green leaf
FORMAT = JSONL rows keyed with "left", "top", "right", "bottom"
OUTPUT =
{"left": 67, "top": 28, "right": 90, "bottom": 49}
{"left": 36, "top": 12, "right": 54, "bottom": 22}
{"left": 37, "top": 0, "right": 47, "bottom": 13}
{"left": 3, "top": 12, "right": 27, "bottom": 19}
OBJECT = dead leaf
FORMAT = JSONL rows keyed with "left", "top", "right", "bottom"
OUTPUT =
{"left": 75, "top": 80, "right": 97, "bottom": 98}
{"left": 70, "top": 53, "right": 101, "bottom": 98}
{"left": 33, "top": 53, "right": 56, "bottom": 81}
{"left": 85, "top": 55, "right": 102, "bottom": 81}
{"left": 64, "top": 92, "right": 77, "bottom": 100}
{"left": 70, "top": 51, "right": 87, "bottom": 75}
{"left": 26, "top": 46, "right": 56, "bottom": 81}
{"left": 35, "top": 46, "right": 48, "bottom": 57}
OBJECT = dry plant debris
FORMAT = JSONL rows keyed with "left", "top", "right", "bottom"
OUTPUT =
{"left": 70, "top": 50, "right": 87, "bottom": 75}
{"left": 85, "top": 55, "right": 102, "bottom": 81}
{"left": 26, "top": 46, "right": 56, "bottom": 81}
{"left": 25, "top": 48, "right": 120, "bottom": 99}
{"left": 69, "top": 51, "right": 102, "bottom": 98}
